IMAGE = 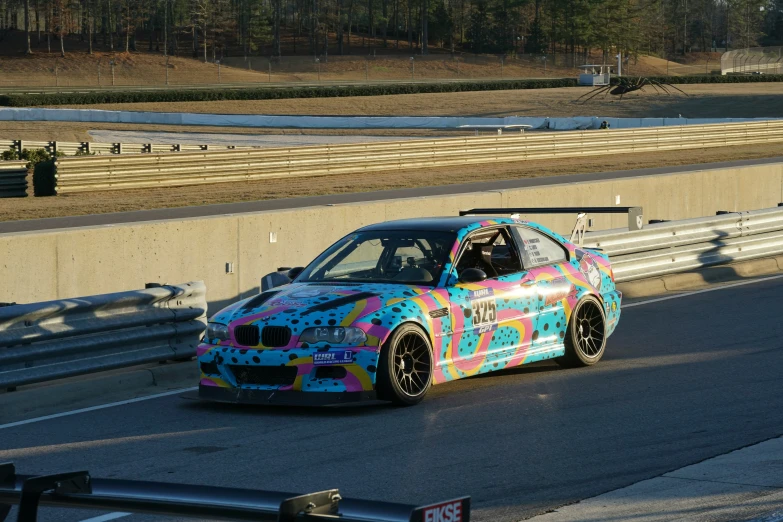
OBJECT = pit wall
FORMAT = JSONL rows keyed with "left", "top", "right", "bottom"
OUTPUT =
{"left": 2, "top": 162, "right": 781, "bottom": 313}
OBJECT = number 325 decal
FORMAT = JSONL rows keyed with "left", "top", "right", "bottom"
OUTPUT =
{"left": 469, "top": 288, "right": 497, "bottom": 334}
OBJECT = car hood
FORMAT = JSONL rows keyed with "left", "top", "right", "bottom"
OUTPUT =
{"left": 211, "top": 282, "right": 431, "bottom": 335}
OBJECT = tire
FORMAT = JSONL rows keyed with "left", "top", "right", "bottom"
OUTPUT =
{"left": 557, "top": 295, "right": 607, "bottom": 368}
{"left": 376, "top": 324, "right": 434, "bottom": 406}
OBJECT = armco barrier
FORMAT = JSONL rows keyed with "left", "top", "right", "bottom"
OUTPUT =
{"left": 51, "top": 120, "right": 783, "bottom": 193}
{"left": 0, "top": 281, "right": 206, "bottom": 389}
{"left": 0, "top": 138, "right": 251, "bottom": 156}
{"left": 0, "top": 161, "right": 27, "bottom": 198}
{"left": 584, "top": 206, "right": 783, "bottom": 281}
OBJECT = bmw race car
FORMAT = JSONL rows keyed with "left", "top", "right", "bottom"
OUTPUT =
{"left": 197, "top": 209, "right": 623, "bottom": 406}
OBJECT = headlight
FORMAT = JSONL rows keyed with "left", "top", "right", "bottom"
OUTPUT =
{"left": 206, "top": 322, "right": 229, "bottom": 342}
{"left": 299, "top": 326, "right": 366, "bottom": 345}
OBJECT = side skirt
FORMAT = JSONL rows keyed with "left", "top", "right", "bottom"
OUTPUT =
{"left": 435, "top": 343, "right": 566, "bottom": 382}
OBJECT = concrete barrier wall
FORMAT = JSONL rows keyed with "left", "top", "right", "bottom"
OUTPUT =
{"left": 2, "top": 162, "right": 782, "bottom": 312}
{"left": 2, "top": 107, "right": 781, "bottom": 130}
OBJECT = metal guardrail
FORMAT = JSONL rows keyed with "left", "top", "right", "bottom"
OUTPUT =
{"left": 0, "top": 139, "right": 252, "bottom": 156}
{"left": 51, "top": 120, "right": 783, "bottom": 193}
{"left": 0, "top": 463, "right": 471, "bottom": 522}
{"left": 0, "top": 281, "right": 206, "bottom": 389}
{"left": 0, "top": 161, "right": 27, "bottom": 198}
{"left": 584, "top": 206, "right": 783, "bottom": 282}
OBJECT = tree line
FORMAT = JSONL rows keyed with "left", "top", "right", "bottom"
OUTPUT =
{"left": 0, "top": 0, "right": 777, "bottom": 60}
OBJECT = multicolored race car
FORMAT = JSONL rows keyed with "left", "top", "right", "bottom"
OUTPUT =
{"left": 197, "top": 210, "right": 623, "bottom": 406}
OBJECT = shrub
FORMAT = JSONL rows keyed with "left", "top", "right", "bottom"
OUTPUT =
{"left": 1, "top": 149, "right": 20, "bottom": 161}
{"left": 20, "top": 148, "right": 55, "bottom": 169}
{"left": 0, "top": 78, "right": 579, "bottom": 106}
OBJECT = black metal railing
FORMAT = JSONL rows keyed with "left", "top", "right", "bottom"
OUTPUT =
{"left": 0, "top": 463, "right": 470, "bottom": 522}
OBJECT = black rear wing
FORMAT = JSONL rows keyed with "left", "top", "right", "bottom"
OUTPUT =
{"left": 459, "top": 207, "right": 643, "bottom": 245}
{"left": 0, "top": 463, "right": 470, "bottom": 522}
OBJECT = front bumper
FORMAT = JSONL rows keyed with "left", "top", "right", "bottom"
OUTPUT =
{"left": 196, "top": 343, "right": 379, "bottom": 399}
{"left": 198, "top": 383, "right": 378, "bottom": 407}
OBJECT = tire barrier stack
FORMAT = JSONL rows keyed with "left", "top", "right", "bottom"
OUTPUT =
{"left": 0, "top": 161, "right": 27, "bottom": 198}
{"left": 50, "top": 120, "right": 783, "bottom": 194}
{"left": 0, "top": 281, "right": 206, "bottom": 389}
{"left": 583, "top": 206, "right": 783, "bottom": 282}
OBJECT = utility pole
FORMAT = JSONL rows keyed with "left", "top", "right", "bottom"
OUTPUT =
{"left": 683, "top": 0, "right": 687, "bottom": 54}
{"left": 163, "top": 0, "right": 168, "bottom": 56}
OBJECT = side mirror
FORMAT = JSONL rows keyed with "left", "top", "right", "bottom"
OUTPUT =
{"left": 458, "top": 268, "right": 487, "bottom": 284}
{"left": 287, "top": 267, "right": 305, "bottom": 280}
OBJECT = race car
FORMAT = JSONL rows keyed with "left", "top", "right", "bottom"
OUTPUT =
{"left": 197, "top": 210, "right": 623, "bottom": 407}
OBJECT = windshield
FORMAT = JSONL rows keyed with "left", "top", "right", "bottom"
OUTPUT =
{"left": 297, "top": 230, "right": 456, "bottom": 286}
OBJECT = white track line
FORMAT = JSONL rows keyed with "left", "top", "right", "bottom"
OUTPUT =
{"left": 3, "top": 273, "right": 782, "bottom": 431}
{"left": 79, "top": 512, "right": 131, "bottom": 522}
{"left": 624, "top": 274, "right": 783, "bottom": 308}
{"left": 0, "top": 387, "right": 197, "bottom": 430}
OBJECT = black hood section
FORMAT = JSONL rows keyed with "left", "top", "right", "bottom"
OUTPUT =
{"left": 301, "top": 292, "right": 378, "bottom": 315}
{"left": 240, "top": 290, "right": 281, "bottom": 313}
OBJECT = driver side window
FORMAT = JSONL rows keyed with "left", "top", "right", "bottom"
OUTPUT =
{"left": 454, "top": 227, "right": 524, "bottom": 279}
{"left": 324, "top": 241, "right": 378, "bottom": 277}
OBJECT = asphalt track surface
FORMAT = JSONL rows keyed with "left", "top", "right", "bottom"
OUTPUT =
{"left": 3, "top": 156, "right": 783, "bottom": 234}
{"left": 1, "top": 276, "right": 782, "bottom": 522}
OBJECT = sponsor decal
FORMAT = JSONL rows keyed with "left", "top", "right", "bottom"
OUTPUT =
{"left": 422, "top": 500, "right": 463, "bottom": 522}
{"left": 468, "top": 288, "right": 493, "bottom": 300}
{"left": 575, "top": 249, "right": 603, "bottom": 291}
{"left": 267, "top": 299, "right": 308, "bottom": 308}
{"left": 475, "top": 323, "right": 498, "bottom": 335}
{"left": 543, "top": 278, "right": 575, "bottom": 306}
{"left": 290, "top": 287, "right": 333, "bottom": 299}
{"left": 312, "top": 350, "right": 354, "bottom": 366}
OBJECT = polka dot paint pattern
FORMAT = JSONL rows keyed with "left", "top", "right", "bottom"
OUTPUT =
{"left": 197, "top": 217, "right": 622, "bottom": 404}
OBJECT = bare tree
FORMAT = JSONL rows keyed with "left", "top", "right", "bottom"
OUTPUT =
{"left": 24, "top": 0, "right": 33, "bottom": 53}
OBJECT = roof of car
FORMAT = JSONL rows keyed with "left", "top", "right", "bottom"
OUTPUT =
{"left": 358, "top": 216, "right": 514, "bottom": 233}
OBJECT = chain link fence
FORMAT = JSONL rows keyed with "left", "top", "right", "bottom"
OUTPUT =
{"left": 0, "top": 52, "right": 682, "bottom": 89}
{"left": 721, "top": 47, "right": 783, "bottom": 75}
{"left": 0, "top": 52, "right": 720, "bottom": 90}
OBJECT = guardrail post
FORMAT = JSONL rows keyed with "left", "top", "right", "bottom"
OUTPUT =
{"left": 82, "top": 142, "right": 91, "bottom": 154}
{"left": 112, "top": 143, "right": 122, "bottom": 154}
{"left": 200, "top": 145, "right": 209, "bottom": 151}
{"left": 13, "top": 140, "right": 22, "bottom": 155}
{"left": 173, "top": 144, "right": 181, "bottom": 152}
{"left": 48, "top": 141, "right": 57, "bottom": 156}
{"left": 628, "top": 207, "right": 643, "bottom": 231}
{"left": 143, "top": 144, "right": 152, "bottom": 153}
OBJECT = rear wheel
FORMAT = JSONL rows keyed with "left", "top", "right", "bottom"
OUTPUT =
{"left": 557, "top": 296, "right": 607, "bottom": 368}
{"left": 376, "top": 324, "right": 433, "bottom": 406}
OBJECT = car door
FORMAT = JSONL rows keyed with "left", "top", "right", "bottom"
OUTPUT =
{"left": 510, "top": 226, "right": 572, "bottom": 352}
{"left": 444, "top": 226, "right": 539, "bottom": 377}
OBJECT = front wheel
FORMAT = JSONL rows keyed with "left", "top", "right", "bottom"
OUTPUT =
{"left": 557, "top": 295, "right": 607, "bottom": 368}
{"left": 376, "top": 324, "right": 433, "bottom": 406}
